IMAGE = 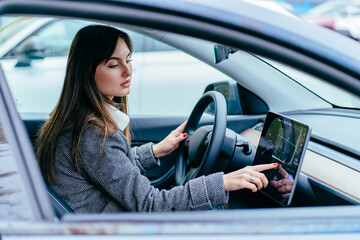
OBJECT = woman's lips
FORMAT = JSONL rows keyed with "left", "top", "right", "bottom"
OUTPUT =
{"left": 121, "top": 80, "right": 130, "bottom": 88}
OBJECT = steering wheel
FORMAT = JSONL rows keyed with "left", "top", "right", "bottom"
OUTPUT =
{"left": 175, "top": 91, "right": 227, "bottom": 186}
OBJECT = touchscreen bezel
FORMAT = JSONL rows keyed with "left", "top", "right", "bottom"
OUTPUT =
{"left": 253, "top": 111, "right": 311, "bottom": 206}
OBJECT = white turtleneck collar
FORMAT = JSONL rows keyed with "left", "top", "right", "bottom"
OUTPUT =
{"left": 106, "top": 104, "right": 129, "bottom": 131}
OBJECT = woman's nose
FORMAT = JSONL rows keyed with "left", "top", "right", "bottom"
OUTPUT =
{"left": 122, "top": 63, "right": 132, "bottom": 77}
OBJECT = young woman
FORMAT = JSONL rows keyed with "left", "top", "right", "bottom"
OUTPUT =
{"left": 37, "top": 25, "right": 277, "bottom": 213}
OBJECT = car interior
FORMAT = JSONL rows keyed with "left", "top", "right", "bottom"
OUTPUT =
{"left": 1, "top": 14, "right": 360, "bottom": 221}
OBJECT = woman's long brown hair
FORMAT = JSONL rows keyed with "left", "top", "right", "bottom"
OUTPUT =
{"left": 37, "top": 25, "right": 133, "bottom": 184}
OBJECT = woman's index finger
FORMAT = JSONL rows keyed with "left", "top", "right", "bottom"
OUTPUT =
{"left": 252, "top": 163, "right": 278, "bottom": 172}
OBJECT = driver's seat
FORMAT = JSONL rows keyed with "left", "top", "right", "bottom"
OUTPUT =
{"left": 46, "top": 184, "right": 74, "bottom": 218}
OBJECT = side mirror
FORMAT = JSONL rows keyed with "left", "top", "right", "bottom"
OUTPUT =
{"left": 204, "top": 80, "right": 242, "bottom": 115}
{"left": 14, "top": 36, "right": 45, "bottom": 67}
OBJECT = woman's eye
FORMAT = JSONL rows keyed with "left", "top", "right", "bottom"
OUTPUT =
{"left": 109, "top": 64, "right": 118, "bottom": 68}
{"left": 127, "top": 59, "right": 133, "bottom": 63}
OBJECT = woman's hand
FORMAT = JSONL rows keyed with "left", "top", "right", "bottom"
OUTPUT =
{"left": 152, "top": 121, "right": 187, "bottom": 158}
{"left": 223, "top": 163, "right": 278, "bottom": 192}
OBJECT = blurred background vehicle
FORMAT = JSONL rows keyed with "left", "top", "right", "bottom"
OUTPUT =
{"left": 266, "top": 0, "right": 328, "bottom": 14}
{"left": 239, "top": 0, "right": 360, "bottom": 41}
{"left": 301, "top": 0, "right": 360, "bottom": 40}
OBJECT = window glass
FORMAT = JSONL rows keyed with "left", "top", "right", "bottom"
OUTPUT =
{"left": 130, "top": 33, "right": 175, "bottom": 52}
{"left": 127, "top": 51, "right": 232, "bottom": 116}
{"left": 33, "top": 19, "right": 86, "bottom": 57}
{"left": 4, "top": 19, "right": 87, "bottom": 58}
{"left": 0, "top": 17, "right": 232, "bottom": 116}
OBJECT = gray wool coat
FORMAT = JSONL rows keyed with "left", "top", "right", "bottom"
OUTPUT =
{"left": 50, "top": 124, "right": 229, "bottom": 213}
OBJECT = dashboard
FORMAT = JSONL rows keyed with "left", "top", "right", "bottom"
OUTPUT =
{"left": 239, "top": 109, "right": 360, "bottom": 206}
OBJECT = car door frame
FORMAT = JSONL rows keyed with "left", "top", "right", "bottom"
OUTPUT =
{"left": 0, "top": 59, "right": 54, "bottom": 221}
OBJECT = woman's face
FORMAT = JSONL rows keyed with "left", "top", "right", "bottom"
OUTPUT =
{"left": 94, "top": 37, "right": 132, "bottom": 100}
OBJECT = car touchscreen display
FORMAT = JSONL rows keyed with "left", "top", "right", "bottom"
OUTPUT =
{"left": 253, "top": 111, "right": 311, "bottom": 206}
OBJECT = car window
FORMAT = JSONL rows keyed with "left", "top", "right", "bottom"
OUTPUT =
{"left": 4, "top": 19, "right": 86, "bottom": 58}
{"left": 130, "top": 33, "right": 175, "bottom": 52}
{"left": 32, "top": 20, "right": 85, "bottom": 57}
{"left": 0, "top": 17, "right": 232, "bottom": 116}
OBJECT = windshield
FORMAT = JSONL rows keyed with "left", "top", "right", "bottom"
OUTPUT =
{"left": 263, "top": 58, "right": 360, "bottom": 109}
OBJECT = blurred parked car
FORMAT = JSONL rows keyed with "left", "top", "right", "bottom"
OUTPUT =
{"left": 280, "top": 0, "right": 328, "bottom": 15}
{"left": 0, "top": 0, "right": 360, "bottom": 239}
{"left": 301, "top": 0, "right": 360, "bottom": 40}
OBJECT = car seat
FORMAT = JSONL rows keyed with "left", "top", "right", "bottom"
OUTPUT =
{"left": 46, "top": 184, "right": 74, "bottom": 218}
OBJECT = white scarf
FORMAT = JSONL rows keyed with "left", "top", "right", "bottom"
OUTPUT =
{"left": 106, "top": 104, "right": 129, "bottom": 131}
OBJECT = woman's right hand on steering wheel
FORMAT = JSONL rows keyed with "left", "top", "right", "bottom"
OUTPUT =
{"left": 223, "top": 163, "right": 278, "bottom": 192}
